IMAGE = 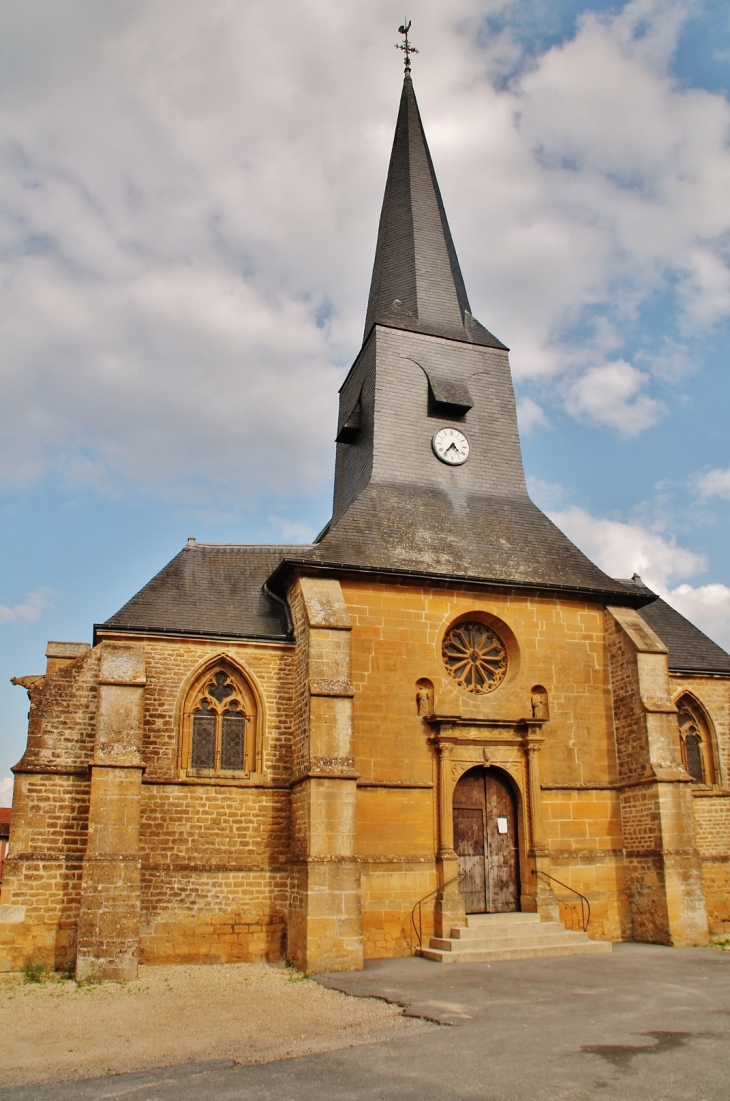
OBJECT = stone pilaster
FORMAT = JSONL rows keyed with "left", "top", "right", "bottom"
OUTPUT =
{"left": 607, "top": 607, "right": 708, "bottom": 946}
{"left": 75, "top": 643, "right": 146, "bottom": 981}
{"left": 525, "top": 738, "right": 559, "bottom": 919}
{"left": 433, "top": 738, "right": 465, "bottom": 937}
{"left": 287, "top": 577, "right": 363, "bottom": 973}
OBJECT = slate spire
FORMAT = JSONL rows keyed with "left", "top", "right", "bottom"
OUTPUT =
{"left": 364, "top": 74, "right": 506, "bottom": 350}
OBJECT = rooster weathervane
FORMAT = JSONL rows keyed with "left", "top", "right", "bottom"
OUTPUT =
{"left": 395, "top": 20, "right": 419, "bottom": 72}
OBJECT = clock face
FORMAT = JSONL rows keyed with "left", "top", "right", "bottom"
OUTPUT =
{"left": 432, "top": 427, "right": 470, "bottom": 466}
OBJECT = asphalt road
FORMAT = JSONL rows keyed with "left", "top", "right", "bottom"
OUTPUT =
{"left": 2, "top": 943, "right": 729, "bottom": 1101}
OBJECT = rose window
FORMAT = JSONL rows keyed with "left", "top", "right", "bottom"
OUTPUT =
{"left": 442, "top": 622, "right": 508, "bottom": 693}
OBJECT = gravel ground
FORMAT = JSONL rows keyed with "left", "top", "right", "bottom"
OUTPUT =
{"left": 0, "top": 962, "right": 430, "bottom": 1087}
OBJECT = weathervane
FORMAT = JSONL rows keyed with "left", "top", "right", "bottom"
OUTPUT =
{"left": 395, "top": 20, "right": 419, "bottom": 73}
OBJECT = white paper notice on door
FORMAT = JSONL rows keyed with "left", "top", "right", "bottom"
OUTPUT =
{"left": 497, "top": 817, "right": 508, "bottom": 834}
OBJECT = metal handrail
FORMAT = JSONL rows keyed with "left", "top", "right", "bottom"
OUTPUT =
{"left": 410, "top": 875, "right": 459, "bottom": 951}
{"left": 532, "top": 869, "right": 591, "bottom": 932}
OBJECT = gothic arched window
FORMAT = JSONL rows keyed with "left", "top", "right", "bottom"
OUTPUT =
{"left": 182, "top": 665, "right": 257, "bottom": 776}
{"left": 677, "top": 693, "right": 716, "bottom": 786}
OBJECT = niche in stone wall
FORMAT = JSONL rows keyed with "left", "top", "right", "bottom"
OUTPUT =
{"left": 180, "top": 660, "right": 259, "bottom": 777}
{"left": 676, "top": 693, "right": 716, "bottom": 786}
{"left": 530, "top": 685, "right": 549, "bottom": 720}
{"left": 415, "top": 678, "right": 434, "bottom": 717}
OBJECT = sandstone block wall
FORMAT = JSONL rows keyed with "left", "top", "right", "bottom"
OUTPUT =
{"left": 606, "top": 608, "right": 709, "bottom": 946}
{"left": 3, "top": 575, "right": 727, "bottom": 975}
{"left": 670, "top": 675, "right": 730, "bottom": 933}
{"left": 343, "top": 580, "right": 629, "bottom": 953}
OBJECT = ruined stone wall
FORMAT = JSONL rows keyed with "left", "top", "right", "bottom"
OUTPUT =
{"left": 0, "top": 648, "right": 98, "bottom": 971}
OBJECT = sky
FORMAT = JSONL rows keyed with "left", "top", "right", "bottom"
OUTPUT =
{"left": 1, "top": 0, "right": 729, "bottom": 801}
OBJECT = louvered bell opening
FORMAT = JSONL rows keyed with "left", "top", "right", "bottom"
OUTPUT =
{"left": 336, "top": 396, "right": 362, "bottom": 444}
{"left": 427, "top": 373, "right": 473, "bottom": 419}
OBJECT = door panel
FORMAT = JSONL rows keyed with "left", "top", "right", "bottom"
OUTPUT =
{"left": 454, "top": 807, "right": 487, "bottom": 913}
{"left": 485, "top": 773, "right": 519, "bottom": 912}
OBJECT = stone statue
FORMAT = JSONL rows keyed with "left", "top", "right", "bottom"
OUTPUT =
{"left": 531, "top": 688, "right": 548, "bottom": 720}
{"left": 416, "top": 683, "right": 433, "bottom": 717}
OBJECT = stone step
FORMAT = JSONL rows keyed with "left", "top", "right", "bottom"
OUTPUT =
{"left": 449, "top": 920, "right": 566, "bottom": 941}
{"left": 464, "top": 912, "right": 541, "bottom": 927}
{"left": 418, "top": 939, "right": 612, "bottom": 964}
{"left": 418, "top": 910, "right": 612, "bottom": 965}
{"left": 431, "top": 928, "right": 593, "bottom": 952}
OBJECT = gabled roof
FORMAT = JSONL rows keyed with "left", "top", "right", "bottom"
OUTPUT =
{"left": 364, "top": 74, "right": 506, "bottom": 351}
{"left": 98, "top": 544, "right": 296, "bottom": 642}
{"left": 632, "top": 586, "right": 730, "bottom": 676}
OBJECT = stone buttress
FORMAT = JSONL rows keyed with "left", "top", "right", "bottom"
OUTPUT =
{"left": 607, "top": 607, "right": 708, "bottom": 946}
{"left": 287, "top": 577, "right": 363, "bottom": 972}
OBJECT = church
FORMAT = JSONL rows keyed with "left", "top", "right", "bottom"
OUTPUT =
{"left": 2, "top": 64, "right": 729, "bottom": 979}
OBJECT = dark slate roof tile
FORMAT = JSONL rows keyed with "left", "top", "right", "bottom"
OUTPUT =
{"left": 631, "top": 587, "right": 730, "bottom": 675}
{"left": 364, "top": 74, "right": 506, "bottom": 351}
{"left": 289, "top": 485, "right": 638, "bottom": 597}
{"left": 100, "top": 544, "right": 300, "bottom": 640}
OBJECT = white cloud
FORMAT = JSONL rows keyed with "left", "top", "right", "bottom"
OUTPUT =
{"left": 549, "top": 505, "right": 706, "bottom": 589}
{"left": 667, "top": 584, "right": 730, "bottom": 651}
{"left": 550, "top": 504, "right": 730, "bottom": 649}
{"left": 0, "top": 0, "right": 729, "bottom": 504}
{"left": 0, "top": 778, "right": 12, "bottom": 808}
{"left": 696, "top": 468, "right": 730, "bottom": 501}
{"left": 565, "top": 360, "right": 664, "bottom": 435}
{"left": 527, "top": 477, "right": 571, "bottom": 510}
{"left": 516, "top": 397, "right": 548, "bottom": 434}
{"left": 268, "top": 517, "right": 316, "bottom": 544}
{"left": 0, "top": 588, "right": 55, "bottom": 625}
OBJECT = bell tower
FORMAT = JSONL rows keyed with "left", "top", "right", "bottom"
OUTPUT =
{"left": 312, "top": 69, "right": 624, "bottom": 600}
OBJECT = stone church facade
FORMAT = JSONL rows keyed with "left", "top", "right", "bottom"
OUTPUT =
{"left": 2, "top": 74, "right": 729, "bottom": 978}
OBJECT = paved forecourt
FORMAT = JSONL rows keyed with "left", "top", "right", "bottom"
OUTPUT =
{"left": 1, "top": 944, "right": 729, "bottom": 1101}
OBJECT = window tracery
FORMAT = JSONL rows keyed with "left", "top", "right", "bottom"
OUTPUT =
{"left": 442, "top": 621, "right": 508, "bottom": 694}
{"left": 676, "top": 694, "right": 716, "bottom": 786}
{"left": 184, "top": 666, "right": 255, "bottom": 776}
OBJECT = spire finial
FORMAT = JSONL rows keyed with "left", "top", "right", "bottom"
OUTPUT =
{"left": 395, "top": 20, "right": 419, "bottom": 73}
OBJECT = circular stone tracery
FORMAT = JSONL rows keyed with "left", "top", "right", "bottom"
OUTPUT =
{"left": 442, "top": 621, "right": 508, "bottom": 694}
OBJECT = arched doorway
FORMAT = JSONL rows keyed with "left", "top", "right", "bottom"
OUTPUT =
{"left": 453, "top": 766, "right": 520, "bottom": 913}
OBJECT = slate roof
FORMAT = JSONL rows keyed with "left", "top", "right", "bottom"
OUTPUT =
{"left": 99, "top": 78, "right": 690, "bottom": 640}
{"left": 99, "top": 544, "right": 295, "bottom": 641}
{"left": 631, "top": 584, "right": 730, "bottom": 676}
{"left": 364, "top": 74, "right": 506, "bottom": 351}
{"left": 273, "top": 485, "right": 640, "bottom": 600}
{"left": 99, "top": 500, "right": 643, "bottom": 642}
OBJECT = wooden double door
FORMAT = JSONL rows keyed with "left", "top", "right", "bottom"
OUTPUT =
{"left": 453, "top": 767, "right": 519, "bottom": 913}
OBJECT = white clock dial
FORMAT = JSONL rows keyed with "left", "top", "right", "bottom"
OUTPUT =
{"left": 432, "top": 427, "right": 470, "bottom": 466}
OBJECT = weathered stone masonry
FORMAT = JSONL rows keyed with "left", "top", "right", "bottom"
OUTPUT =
{"left": 2, "top": 69, "right": 729, "bottom": 977}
